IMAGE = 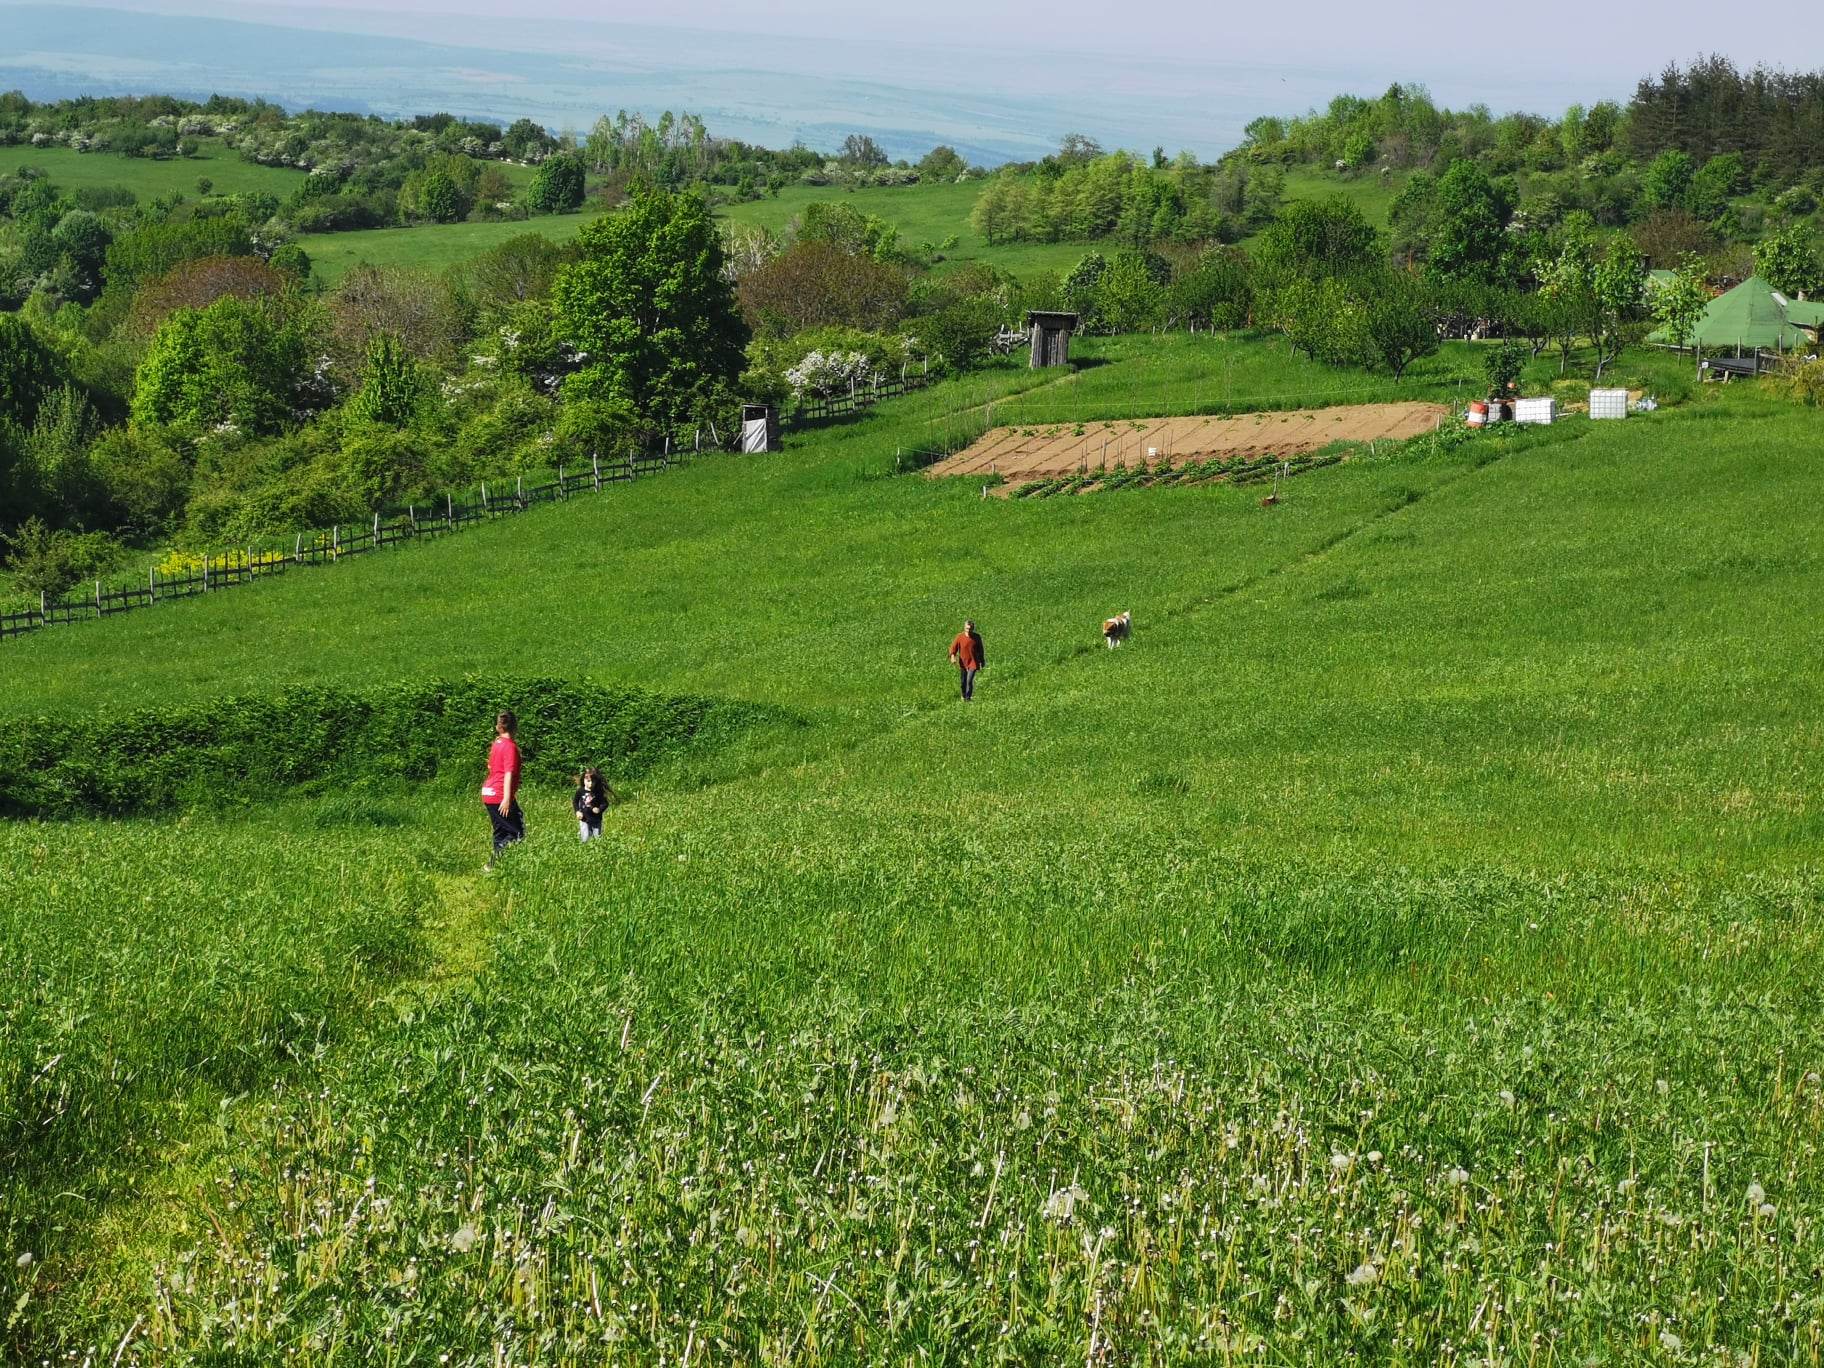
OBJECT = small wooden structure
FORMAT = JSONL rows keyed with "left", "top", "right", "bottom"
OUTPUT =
{"left": 1026, "top": 310, "right": 1079, "bottom": 369}
{"left": 741, "top": 404, "right": 780, "bottom": 453}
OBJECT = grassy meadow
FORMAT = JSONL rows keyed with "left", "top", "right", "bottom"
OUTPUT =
{"left": 0, "top": 138, "right": 306, "bottom": 198}
{"left": 3, "top": 334, "right": 1822, "bottom": 1362}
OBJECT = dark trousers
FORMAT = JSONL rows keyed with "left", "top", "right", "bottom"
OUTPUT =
{"left": 486, "top": 801, "right": 524, "bottom": 854}
{"left": 959, "top": 666, "right": 978, "bottom": 701}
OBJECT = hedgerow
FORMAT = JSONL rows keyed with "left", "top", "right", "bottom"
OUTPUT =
{"left": 0, "top": 676, "right": 790, "bottom": 817}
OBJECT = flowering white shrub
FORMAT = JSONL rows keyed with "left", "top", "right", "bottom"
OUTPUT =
{"left": 784, "top": 350, "right": 876, "bottom": 397}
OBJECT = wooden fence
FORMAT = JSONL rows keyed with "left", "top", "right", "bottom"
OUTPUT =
{"left": 786, "top": 372, "right": 931, "bottom": 425}
{"left": 1, "top": 446, "right": 693, "bottom": 645}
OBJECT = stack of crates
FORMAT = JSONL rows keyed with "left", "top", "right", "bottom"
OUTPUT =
{"left": 1589, "top": 388, "right": 1629, "bottom": 420}
{"left": 1514, "top": 397, "right": 1556, "bottom": 425}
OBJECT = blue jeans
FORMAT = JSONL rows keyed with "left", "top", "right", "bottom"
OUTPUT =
{"left": 959, "top": 666, "right": 978, "bottom": 700}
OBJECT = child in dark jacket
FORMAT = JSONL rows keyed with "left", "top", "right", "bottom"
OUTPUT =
{"left": 574, "top": 768, "right": 614, "bottom": 842}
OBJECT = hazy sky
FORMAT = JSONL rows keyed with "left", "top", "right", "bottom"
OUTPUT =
{"left": 200, "top": 0, "right": 1822, "bottom": 74}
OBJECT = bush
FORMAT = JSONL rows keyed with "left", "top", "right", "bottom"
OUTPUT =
{"left": 0, "top": 677, "right": 791, "bottom": 817}
{"left": 1777, "top": 358, "right": 1824, "bottom": 407}
{"left": 526, "top": 154, "right": 586, "bottom": 214}
{"left": 91, "top": 426, "right": 191, "bottom": 532}
{"left": 1, "top": 517, "right": 121, "bottom": 597}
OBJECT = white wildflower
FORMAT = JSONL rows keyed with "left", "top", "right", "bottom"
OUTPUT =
{"left": 449, "top": 1223, "right": 479, "bottom": 1253}
{"left": 1658, "top": 1329, "right": 1681, "bottom": 1352}
{"left": 1330, "top": 1152, "right": 1351, "bottom": 1173}
{"left": 1042, "top": 1184, "right": 1087, "bottom": 1223}
{"left": 1746, "top": 1182, "right": 1766, "bottom": 1206}
{"left": 15, "top": 1252, "right": 32, "bottom": 1268}
{"left": 1447, "top": 1167, "right": 1469, "bottom": 1186}
{"left": 1345, "top": 1262, "right": 1379, "bottom": 1287}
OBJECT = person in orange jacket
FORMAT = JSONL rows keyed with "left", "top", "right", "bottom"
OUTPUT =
{"left": 948, "top": 619, "right": 985, "bottom": 701}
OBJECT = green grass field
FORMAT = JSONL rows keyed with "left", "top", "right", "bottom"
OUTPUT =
{"left": 295, "top": 206, "right": 600, "bottom": 284}
{"left": 4, "top": 335, "right": 1821, "bottom": 1361}
{"left": 0, "top": 137, "right": 306, "bottom": 198}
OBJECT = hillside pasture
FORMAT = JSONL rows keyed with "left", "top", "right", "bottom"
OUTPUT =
{"left": 0, "top": 138, "right": 305, "bottom": 198}
{"left": 4, "top": 340, "right": 1823, "bottom": 1360}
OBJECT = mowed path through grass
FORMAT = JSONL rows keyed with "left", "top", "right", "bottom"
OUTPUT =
{"left": 6, "top": 345, "right": 1824, "bottom": 1360}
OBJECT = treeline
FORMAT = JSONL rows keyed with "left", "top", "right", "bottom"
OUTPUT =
{"left": 1, "top": 92, "right": 980, "bottom": 239}
{"left": 0, "top": 169, "right": 1028, "bottom": 601}
{"left": 1243, "top": 58, "right": 1824, "bottom": 186}
{"left": 970, "top": 143, "right": 1283, "bottom": 248}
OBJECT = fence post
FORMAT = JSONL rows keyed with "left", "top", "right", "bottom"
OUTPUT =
{"left": 333, "top": 525, "right": 339, "bottom": 559}
{"left": 447, "top": 493, "right": 455, "bottom": 531}
{"left": 556, "top": 464, "right": 565, "bottom": 499}
{"left": 481, "top": 482, "right": 489, "bottom": 513}
{"left": 295, "top": 533, "right": 302, "bottom": 564}
{"left": 592, "top": 453, "right": 601, "bottom": 492}
{"left": 516, "top": 475, "right": 523, "bottom": 508}
{"left": 95, "top": 578, "right": 102, "bottom": 617}
{"left": 40, "top": 590, "right": 45, "bottom": 626}
{"left": 202, "top": 555, "right": 209, "bottom": 592}
{"left": 373, "top": 512, "right": 381, "bottom": 546}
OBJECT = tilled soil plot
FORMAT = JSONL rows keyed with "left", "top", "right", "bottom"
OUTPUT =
{"left": 927, "top": 402, "right": 1451, "bottom": 481}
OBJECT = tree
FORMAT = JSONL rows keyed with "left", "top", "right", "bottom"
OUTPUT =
{"left": 797, "top": 201, "right": 899, "bottom": 260}
{"left": 1640, "top": 150, "right": 1695, "bottom": 212}
{"left": 1754, "top": 222, "right": 1823, "bottom": 298}
{"left": 1686, "top": 153, "right": 1746, "bottom": 220}
{"left": 415, "top": 170, "right": 463, "bottom": 223}
{"left": 552, "top": 188, "right": 749, "bottom": 433}
{"left": 527, "top": 153, "right": 586, "bottom": 214}
{"left": 126, "top": 255, "right": 289, "bottom": 335}
{"left": 1358, "top": 270, "right": 1440, "bottom": 379}
{"left": 1425, "top": 161, "right": 1512, "bottom": 285}
{"left": 463, "top": 233, "right": 571, "bottom": 313}
{"left": 1630, "top": 210, "right": 1717, "bottom": 268}
{"left": 838, "top": 134, "right": 889, "bottom": 169}
{"left": 131, "top": 295, "right": 316, "bottom": 434}
{"left": 329, "top": 265, "right": 465, "bottom": 372}
{"left": 1093, "top": 251, "right": 1167, "bottom": 333}
{"left": 736, "top": 241, "right": 908, "bottom": 336}
{"left": 1254, "top": 196, "right": 1380, "bottom": 280}
{"left": 1588, "top": 237, "right": 1647, "bottom": 379}
{"left": 1652, "top": 253, "right": 1709, "bottom": 377}
{"left": 916, "top": 145, "right": 968, "bottom": 182}
{"left": 346, "top": 333, "right": 430, "bottom": 428}
{"left": 0, "top": 313, "right": 67, "bottom": 428}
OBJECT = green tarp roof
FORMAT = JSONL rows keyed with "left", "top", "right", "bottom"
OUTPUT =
{"left": 1648, "top": 275, "right": 1815, "bottom": 350}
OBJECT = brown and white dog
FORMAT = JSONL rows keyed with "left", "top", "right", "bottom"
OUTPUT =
{"left": 1102, "top": 611, "right": 1131, "bottom": 649}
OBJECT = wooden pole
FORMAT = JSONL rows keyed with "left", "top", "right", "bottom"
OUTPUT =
{"left": 149, "top": 565, "right": 157, "bottom": 602}
{"left": 592, "top": 453, "right": 601, "bottom": 491}
{"left": 448, "top": 493, "right": 455, "bottom": 530}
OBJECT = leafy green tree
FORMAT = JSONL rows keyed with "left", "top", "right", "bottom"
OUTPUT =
{"left": 346, "top": 333, "right": 430, "bottom": 428}
{"left": 1483, "top": 339, "right": 1524, "bottom": 397}
{"left": 1254, "top": 196, "right": 1380, "bottom": 280}
{"left": 1687, "top": 153, "right": 1746, "bottom": 220}
{"left": 527, "top": 154, "right": 586, "bottom": 214}
{"left": 552, "top": 188, "right": 749, "bottom": 434}
{"left": 797, "top": 201, "right": 899, "bottom": 260}
{"left": 1358, "top": 269, "right": 1440, "bottom": 378}
{"left": 0, "top": 313, "right": 66, "bottom": 430}
{"left": 1652, "top": 253, "right": 1710, "bottom": 375}
{"left": 131, "top": 296, "right": 316, "bottom": 435}
{"left": 1754, "top": 222, "right": 1823, "bottom": 298}
{"left": 916, "top": 145, "right": 968, "bottom": 181}
{"left": 1640, "top": 150, "right": 1696, "bottom": 212}
{"left": 838, "top": 134, "right": 889, "bottom": 169}
{"left": 1425, "top": 162, "right": 1512, "bottom": 285}
{"left": 268, "top": 242, "right": 311, "bottom": 281}
{"left": 415, "top": 170, "right": 463, "bottom": 224}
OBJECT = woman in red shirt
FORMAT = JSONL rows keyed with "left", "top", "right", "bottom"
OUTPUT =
{"left": 948, "top": 619, "right": 985, "bottom": 701}
{"left": 481, "top": 709, "right": 524, "bottom": 867}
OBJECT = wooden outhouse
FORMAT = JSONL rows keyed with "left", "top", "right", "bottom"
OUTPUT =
{"left": 1026, "top": 310, "right": 1079, "bottom": 369}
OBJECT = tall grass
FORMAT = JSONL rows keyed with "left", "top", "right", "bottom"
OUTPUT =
{"left": 3, "top": 343, "right": 1821, "bottom": 1360}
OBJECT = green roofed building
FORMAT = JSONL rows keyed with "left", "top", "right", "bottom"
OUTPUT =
{"left": 1648, "top": 275, "right": 1815, "bottom": 352}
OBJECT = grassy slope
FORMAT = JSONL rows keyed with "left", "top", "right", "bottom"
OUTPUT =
{"left": 5, "top": 340, "right": 1822, "bottom": 1358}
{"left": 0, "top": 138, "right": 305, "bottom": 197}
{"left": 295, "top": 205, "right": 596, "bottom": 283}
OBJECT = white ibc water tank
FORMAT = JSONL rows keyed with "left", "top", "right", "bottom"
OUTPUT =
{"left": 1589, "top": 388, "right": 1629, "bottom": 420}
{"left": 1514, "top": 397, "right": 1556, "bottom": 425}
